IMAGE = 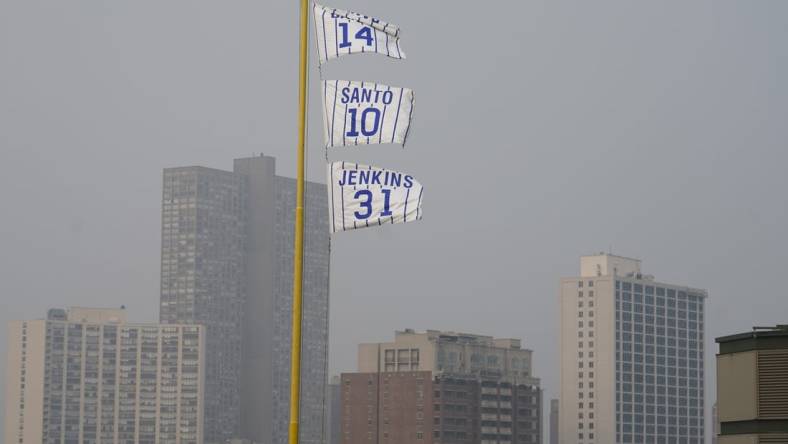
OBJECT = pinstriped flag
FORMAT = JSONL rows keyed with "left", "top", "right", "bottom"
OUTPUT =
{"left": 322, "top": 80, "right": 414, "bottom": 148}
{"left": 313, "top": 3, "right": 405, "bottom": 63}
{"left": 327, "top": 162, "right": 423, "bottom": 234}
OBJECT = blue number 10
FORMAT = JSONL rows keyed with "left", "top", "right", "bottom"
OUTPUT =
{"left": 346, "top": 108, "right": 381, "bottom": 138}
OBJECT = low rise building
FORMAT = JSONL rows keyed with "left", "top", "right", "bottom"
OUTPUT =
{"left": 343, "top": 330, "right": 542, "bottom": 444}
{"left": 716, "top": 325, "right": 788, "bottom": 444}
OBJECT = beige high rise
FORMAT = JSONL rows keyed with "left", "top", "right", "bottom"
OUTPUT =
{"left": 4, "top": 307, "right": 205, "bottom": 444}
{"left": 559, "top": 254, "right": 707, "bottom": 444}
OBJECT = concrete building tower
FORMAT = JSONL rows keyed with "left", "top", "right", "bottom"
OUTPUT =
{"left": 160, "top": 155, "right": 329, "bottom": 444}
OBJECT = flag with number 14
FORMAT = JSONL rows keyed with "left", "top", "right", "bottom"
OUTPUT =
{"left": 313, "top": 3, "right": 406, "bottom": 63}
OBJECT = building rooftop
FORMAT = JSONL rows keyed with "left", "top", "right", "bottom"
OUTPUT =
{"left": 394, "top": 329, "right": 528, "bottom": 351}
{"left": 716, "top": 325, "right": 788, "bottom": 354}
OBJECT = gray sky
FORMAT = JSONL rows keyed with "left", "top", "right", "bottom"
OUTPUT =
{"left": 1, "top": 0, "right": 787, "bottom": 439}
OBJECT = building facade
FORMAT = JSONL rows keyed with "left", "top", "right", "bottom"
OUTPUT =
{"left": 160, "top": 155, "right": 329, "bottom": 444}
{"left": 4, "top": 307, "right": 204, "bottom": 444}
{"left": 340, "top": 371, "right": 541, "bottom": 444}
{"left": 716, "top": 325, "right": 788, "bottom": 444}
{"left": 559, "top": 253, "right": 707, "bottom": 444}
{"left": 348, "top": 330, "right": 542, "bottom": 444}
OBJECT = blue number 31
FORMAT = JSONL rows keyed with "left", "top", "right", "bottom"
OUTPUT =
{"left": 353, "top": 189, "right": 393, "bottom": 220}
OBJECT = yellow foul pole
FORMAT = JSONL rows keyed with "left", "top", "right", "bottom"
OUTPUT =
{"left": 289, "top": 0, "right": 309, "bottom": 443}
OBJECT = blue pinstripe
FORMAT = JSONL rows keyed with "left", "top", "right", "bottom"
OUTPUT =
{"left": 378, "top": 85, "right": 391, "bottom": 144}
{"left": 340, "top": 162, "right": 346, "bottom": 230}
{"left": 330, "top": 81, "right": 339, "bottom": 147}
{"left": 320, "top": 8, "right": 329, "bottom": 62}
{"left": 401, "top": 90, "right": 415, "bottom": 147}
{"left": 416, "top": 187, "right": 423, "bottom": 219}
{"left": 403, "top": 187, "right": 411, "bottom": 222}
{"left": 329, "top": 164, "right": 336, "bottom": 232}
{"left": 390, "top": 89, "right": 404, "bottom": 143}
{"left": 332, "top": 9, "right": 339, "bottom": 59}
{"left": 342, "top": 81, "right": 351, "bottom": 146}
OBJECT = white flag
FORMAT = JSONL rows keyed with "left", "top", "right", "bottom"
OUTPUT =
{"left": 322, "top": 80, "right": 414, "bottom": 148}
{"left": 327, "top": 162, "right": 423, "bottom": 233}
{"left": 313, "top": 3, "right": 405, "bottom": 63}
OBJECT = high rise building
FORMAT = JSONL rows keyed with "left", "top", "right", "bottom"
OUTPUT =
{"left": 4, "top": 307, "right": 205, "bottom": 444}
{"left": 559, "top": 253, "right": 707, "bottom": 444}
{"left": 160, "top": 155, "right": 329, "bottom": 444}
{"left": 716, "top": 325, "right": 788, "bottom": 444}
{"left": 347, "top": 330, "right": 542, "bottom": 444}
{"left": 550, "top": 399, "right": 559, "bottom": 444}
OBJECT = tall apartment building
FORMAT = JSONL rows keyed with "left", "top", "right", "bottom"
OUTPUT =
{"left": 161, "top": 155, "right": 329, "bottom": 444}
{"left": 346, "top": 330, "right": 542, "bottom": 444}
{"left": 716, "top": 325, "right": 788, "bottom": 444}
{"left": 4, "top": 307, "right": 204, "bottom": 444}
{"left": 559, "top": 254, "right": 707, "bottom": 444}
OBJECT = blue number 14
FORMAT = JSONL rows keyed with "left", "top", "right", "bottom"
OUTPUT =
{"left": 338, "top": 23, "right": 374, "bottom": 48}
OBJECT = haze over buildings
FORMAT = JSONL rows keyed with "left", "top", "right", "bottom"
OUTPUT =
{"left": 2, "top": 1, "right": 788, "bottom": 440}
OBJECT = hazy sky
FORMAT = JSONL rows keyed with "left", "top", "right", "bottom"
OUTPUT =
{"left": 1, "top": 0, "right": 787, "bottom": 438}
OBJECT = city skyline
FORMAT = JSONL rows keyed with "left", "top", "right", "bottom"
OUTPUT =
{"left": 2, "top": 1, "right": 788, "bottom": 442}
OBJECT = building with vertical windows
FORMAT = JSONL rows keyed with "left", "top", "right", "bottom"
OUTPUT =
{"left": 716, "top": 325, "right": 788, "bottom": 443}
{"left": 346, "top": 330, "right": 542, "bottom": 444}
{"left": 160, "top": 155, "right": 329, "bottom": 444}
{"left": 559, "top": 253, "right": 707, "bottom": 444}
{"left": 4, "top": 307, "right": 204, "bottom": 444}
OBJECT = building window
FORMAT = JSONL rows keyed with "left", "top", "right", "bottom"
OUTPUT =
{"left": 579, "top": 281, "right": 584, "bottom": 288}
